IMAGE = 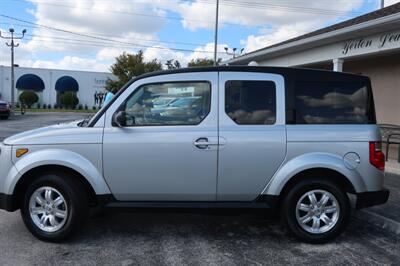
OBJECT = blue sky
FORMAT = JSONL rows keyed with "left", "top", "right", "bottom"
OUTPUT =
{"left": 0, "top": 0, "right": 396, "bottom": 72}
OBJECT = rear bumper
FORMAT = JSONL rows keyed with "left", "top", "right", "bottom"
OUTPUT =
{"left": 0, "top": 193, "right": 16, "bottom": 212}
{"left": 356, "top": 189, "right": 390, "bottom": 209}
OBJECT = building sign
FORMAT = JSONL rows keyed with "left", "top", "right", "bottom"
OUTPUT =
{"left": 94, "top": 78, "right": 107, "bottom": 85}
{"left": 342, "top": 31, "right": 400, "bottom": 55}
{"left": 93, "top": 77, "right": 108, "bottom": 90}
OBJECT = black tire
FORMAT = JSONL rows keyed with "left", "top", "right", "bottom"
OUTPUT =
{"left": 281, "top": 179, "right": 350, "bottom": 244}
{"left": 0, "top": 115, "right": 8, "bottom": 120}
{"left": 20, "top": 172, "right": 89, "bottom": 242}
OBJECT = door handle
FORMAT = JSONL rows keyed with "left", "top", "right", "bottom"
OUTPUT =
{"left": 194, "top": 137, "right": 218, "bottom": 149}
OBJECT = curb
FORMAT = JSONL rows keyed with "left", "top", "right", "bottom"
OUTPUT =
{"left": 385, "top": 160, "right": 400, "bottom": 175}
{"left": 385, "top": 167, "right": 400, "bottom": 175}
{"left": 354, "top": 209, "right": 400, "bottom": 235}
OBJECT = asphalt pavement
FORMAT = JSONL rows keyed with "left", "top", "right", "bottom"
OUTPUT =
{"left": 0, "top": 112, "right": 399, "bottom": 266}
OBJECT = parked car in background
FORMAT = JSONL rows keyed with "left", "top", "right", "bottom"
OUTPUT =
{"left": 159, "top": 96, "right": 203, "bottom": 118}
{"left": 0, "top": 100, "right": 11, "bottom": 120}
{"left": 152, "top": 97, "right": 178, "bottom": 108}
{"left": 0, "top": 66, "right": 389, "bottom": 243}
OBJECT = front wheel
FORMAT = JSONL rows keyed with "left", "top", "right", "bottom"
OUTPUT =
{"left": 281, "top": 179, "right": 350, "bottom": 243}
{"left": 21, "top": 172, "right": 88, "bottom": 242}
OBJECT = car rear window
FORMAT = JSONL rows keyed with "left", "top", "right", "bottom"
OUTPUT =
{"left": 293, "top": 80, "right": 376, "bottom": 124}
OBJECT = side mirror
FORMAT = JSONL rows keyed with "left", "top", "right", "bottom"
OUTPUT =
{"left": 112, "top": 111, "right": 126, "bottom": 127}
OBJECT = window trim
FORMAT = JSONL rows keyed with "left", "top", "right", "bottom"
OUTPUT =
{"left": 113, "top": 80, "right": 212, "bottom": 127}
{"left": 224, "top": 80, "right": 277, "bottom": 126}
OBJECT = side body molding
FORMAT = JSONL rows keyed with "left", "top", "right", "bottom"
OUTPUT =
{"left": 261, "top": 152, "right": 367, "bottom": 196}
{"left": 6, "top": 148, "right": 111, "bottom": 195}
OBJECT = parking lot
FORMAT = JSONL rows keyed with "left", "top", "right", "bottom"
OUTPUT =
{"left": 0, "top": 113, "right": 399, "bottom": 265}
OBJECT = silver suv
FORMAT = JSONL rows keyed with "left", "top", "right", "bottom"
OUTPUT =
{"left": 0, "top": 66, "right": 389, "bottom": 243}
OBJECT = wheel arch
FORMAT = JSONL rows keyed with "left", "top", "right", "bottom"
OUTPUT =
{"left": 279, "top": 168, "right": 356, "bottom": 199}
{"left": 262, "top": 153, "right": 366, "bottom": 197}
{"left": 12, "top": 164, "right": 98, "bottom": 210}
{"left": 7, "top": 148, "right": 111, "bottom": 210}
{"left": 8, "top": 148, "right": 111, "bottom": 195}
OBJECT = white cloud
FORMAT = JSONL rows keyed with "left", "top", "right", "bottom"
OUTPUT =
{"left": 26, "top": 56, "right": 109, "bottom": 72}
{"left": 143, "top": 46, "right": 187, "bottom": 67}
{"left": 385, "top": 0, "right": 400, "bottom": 6}
{"left": 166, "top": 0, "right": 364, "bottom": 31}
{"left": 236, "top": 0, "right": 366, "bottom": 52}
{"left": 160, "top": 0, "right": 366, "bottom": 53}
{"left": 23, "top": 0, "right": 166, "bottom": 54}
{"left": 189, "top": 42, "right": 231, "bottom": 62}
{"left": 241, "top": 22, "right": 316, "bottom": 52}
{"left": 143, "top": 42, "right": 231, "bottom": 67}
{"left": 96, "top": 47, "right": 130, "bottom": 61}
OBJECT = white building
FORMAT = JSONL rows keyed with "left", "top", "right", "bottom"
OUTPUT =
{"left": 227, "top": 3, "right": 400, "bottom": 125}
{"left": 0, "top": 65, "right": 115, "bottom": 107}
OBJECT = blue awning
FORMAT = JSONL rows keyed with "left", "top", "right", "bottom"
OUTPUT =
{"left": 55, "top": 76, "right": 79, "bottom": 92}
{"left": 16, "top": 74, "right": 45, "bottom": 91}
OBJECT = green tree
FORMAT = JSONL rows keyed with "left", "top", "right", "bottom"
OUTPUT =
{"left": 187, "top": 58, "right": 222, "bottom": 67}
{"left": 106, "top": 50, "right": 162, "bottom": 92}
{"left": 165, "top": 59, "right": 181, "bottom": 69}
{"left": 19, "top": 91, "right": 38, "bottom": 108}
{"left": 60, "top": 92, "right": 79, "bottom": 109}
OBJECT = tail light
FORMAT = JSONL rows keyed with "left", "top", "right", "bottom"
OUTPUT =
{"left": 369, "top": 141, "right": 385, "bottom": 171}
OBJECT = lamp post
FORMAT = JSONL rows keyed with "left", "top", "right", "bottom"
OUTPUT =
{"left": 0, "top": 28, "right": 26, "bottom": 109}
{"left": 224, "top": 47, "right": 244, "bottom": 58}
{"left": 213, "top": 0, "right": 220, "bottom": 66}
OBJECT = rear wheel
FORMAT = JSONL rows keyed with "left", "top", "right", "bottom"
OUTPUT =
{"left": 281, "top": 179, "right": 350, "bottom": 243}
{"left": 20, "top": 172, "right": 88, "bottom": 242}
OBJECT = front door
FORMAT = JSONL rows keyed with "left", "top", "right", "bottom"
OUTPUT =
{"left": 102, "top": 72, "right": 218, "bottom": 201}
{"left": 217, "top": 72, "right": 287, "bottom": 201}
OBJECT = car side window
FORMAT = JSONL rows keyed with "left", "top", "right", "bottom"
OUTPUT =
{"left": 294, "top": 81, "right": 372, "bottom": 124}
{"left": 225, "top": 80, "right": 276, "bottom": 125}
{"left": 117, "top": 81, "right": 211, "bottom": 126}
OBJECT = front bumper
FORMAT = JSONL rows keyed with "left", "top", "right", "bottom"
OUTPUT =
{"left": 0, "top": 193, "right": 16, "bottom": 212}
{"left": 356, "top": 189, "right": 390, "bottom": 209}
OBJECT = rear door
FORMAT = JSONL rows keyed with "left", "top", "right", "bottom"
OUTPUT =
{"left": 217, "top": 72, "right": 287, "bottom": 201}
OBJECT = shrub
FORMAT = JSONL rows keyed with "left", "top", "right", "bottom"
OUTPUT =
{"left": 54, "top": 104, "right": 58, "bottom": 109}
{"left": 92, "top": 106, "right": 96, "bottom": 110}
{"left": 60, "top": 92, "right": 79, "bottom": 109}
{"left": 19, "top": 91, "right": 39, "bottom": 108}
{"left": 84, "top": 105, "right": 88, "bottom": 110}
{"left": 78, "top": 104, "right": 83, "bottom": 110}
{"left": 42, "top": 103, "right": 47, "bottom": 109}
{"left": 47, "top": 104, "right": 51, "bottom": 109}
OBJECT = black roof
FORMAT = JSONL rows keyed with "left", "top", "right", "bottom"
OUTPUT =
{"left": 134, "top": 66, "right": 369, "bottom": 82}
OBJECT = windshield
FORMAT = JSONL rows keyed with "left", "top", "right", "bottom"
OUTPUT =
{"left": 87, "top": 83, "right": 128, "bottom": 127}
